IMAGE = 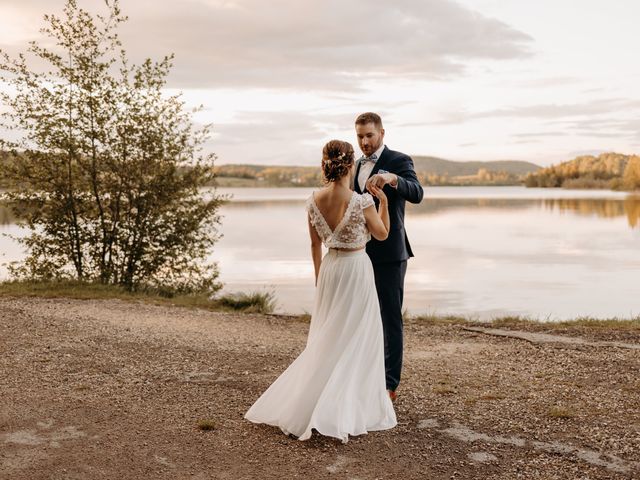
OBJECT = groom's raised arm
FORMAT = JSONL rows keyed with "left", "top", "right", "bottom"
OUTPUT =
{"left": 394, "top": 155, "right": 424, "bottom": 204}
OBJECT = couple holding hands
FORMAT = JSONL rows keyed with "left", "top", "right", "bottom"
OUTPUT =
{"left": 245, "top": 112, "right": 424, "bottom": 443}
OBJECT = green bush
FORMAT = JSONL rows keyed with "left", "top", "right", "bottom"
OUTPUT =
{"left": 217, "top": 291, "right": 276, "bottom": 314}
{"left": 0, "top": 0, "right": 224, "bottom": 294}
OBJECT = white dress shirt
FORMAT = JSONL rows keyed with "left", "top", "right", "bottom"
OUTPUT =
{"left": 358, "top": 144, "right": 386, "bottom": 192}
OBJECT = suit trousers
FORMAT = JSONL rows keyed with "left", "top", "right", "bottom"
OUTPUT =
{"left": 372, "top": 260, "right": 407, "bottom": 391}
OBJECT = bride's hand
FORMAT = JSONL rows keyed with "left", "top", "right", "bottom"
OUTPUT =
{"left": 369, "top": 184, "right": 387, "bottom": 205}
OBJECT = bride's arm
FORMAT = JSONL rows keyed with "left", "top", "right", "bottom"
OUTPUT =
{"left": 308, "top": 215, "right": 323, "bottom": 285}
{"left": 364, "top": 186, "right": 389, "bottom": 240}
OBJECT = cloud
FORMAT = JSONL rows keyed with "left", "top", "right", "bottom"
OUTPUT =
{"left": 503, "top": 113, "right": 640, "bottom": 144}
{"left": 208, "top": 110, "right": 357, "bottom": 165}
{"left": 207, "top": 104, "right": 433, "bottom": 164}
{"left": 618, "top": 119, "right": 640, "bottom": 140}
{"left": 1, "top": 0, "right": 533, "bottom": 91}
{"left": 425, "top": 98, "right": 640, "bottom": 141}
{"left": 512, "top": 132, "right": 568, "bottom": 138}
{"left": 553, "top": 117, "right": 640, "bottom": 140}
{"left": 466, "top": 98, "right": 640, "bottom": 120}
{"left": 515, "top": 76, "right": 581, "bottom": 88}
{"left": 565, "top": 149, "right": 611, "bottom": 158}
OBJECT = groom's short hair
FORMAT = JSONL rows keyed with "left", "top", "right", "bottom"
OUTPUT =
{"left": 355, "top": 112, "right": 383, "bottom": 130}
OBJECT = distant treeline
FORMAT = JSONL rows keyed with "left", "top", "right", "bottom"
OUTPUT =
{"left": 1, "top": 150, "right": 541, "bottom": 189}
{"left": 213, "top": 165, "right": 323, "bottom": 187}
{"left": 213, "top": 157, "right": 541, "bottom": 188}
{"left": 524, "top": 152, "right": 640, "bottom": 191}
{"left": 9, "top": 149, "right": 640, "bottom": 191}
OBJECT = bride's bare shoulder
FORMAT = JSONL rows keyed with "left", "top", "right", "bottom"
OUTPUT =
{"left": 313, "top": 187, "right": 355, "bottom": 208}
{"left": 312, "top": 187, "right": 331, "bottom": 202}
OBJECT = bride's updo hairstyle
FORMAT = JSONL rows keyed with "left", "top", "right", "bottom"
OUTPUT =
{"left": 321, "top": 140, "right": 355, "bottom": 183}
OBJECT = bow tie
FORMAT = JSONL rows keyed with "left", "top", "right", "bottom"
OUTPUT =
{"left": 361, "top": 154, "right": 378, "bottom": 164}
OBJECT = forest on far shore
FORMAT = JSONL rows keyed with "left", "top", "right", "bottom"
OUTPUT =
{"left": 4, "top": 150, "right": 640, "bottom": 190}
{"left": 212, "top": 156, "right": 540, "bottom": 188}
{"left": 524, "top": 152, "right": 640, "bottom": 191}
{"left": 213, "top": 152, "right": 640, "bottom": 190}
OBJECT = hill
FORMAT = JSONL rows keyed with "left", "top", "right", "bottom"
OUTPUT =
{"left": 411, "top": 156, "right": 540, "bottom": 176}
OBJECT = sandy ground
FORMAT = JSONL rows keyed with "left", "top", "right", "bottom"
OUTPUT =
{"left": 1, "top": 296, "right": 639, "bottom": 480}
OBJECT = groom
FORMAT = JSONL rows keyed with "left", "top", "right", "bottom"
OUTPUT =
{"left": 353, "top": 112, "right": 424, "bottom": 401}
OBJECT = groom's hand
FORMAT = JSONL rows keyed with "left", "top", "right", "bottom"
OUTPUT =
{"left": 366, "top": 172, "right": 398, "bottom": 191}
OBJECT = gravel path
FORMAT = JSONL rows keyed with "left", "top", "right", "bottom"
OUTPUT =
{"left": 1, "top": 297, "right": 638, "bottom": 479}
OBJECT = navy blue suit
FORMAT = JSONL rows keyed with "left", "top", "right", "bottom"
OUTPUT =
{"left": 354, "top": 146, "right": 424, "bottom": 391}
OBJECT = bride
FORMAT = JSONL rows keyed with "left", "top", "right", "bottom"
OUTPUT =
{"left": 244, "top": 139, "right": 397, "bottom": 443}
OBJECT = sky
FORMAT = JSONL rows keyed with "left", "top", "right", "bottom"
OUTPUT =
{"left": 0, "top": 0, "right": 639, "bottom": 167}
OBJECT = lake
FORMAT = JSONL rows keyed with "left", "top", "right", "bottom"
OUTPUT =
{"left": 2, "top": 186, "right": 640, "bottom": 320}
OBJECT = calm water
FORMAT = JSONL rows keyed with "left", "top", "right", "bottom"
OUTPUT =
{"left": 2, "top": 186, "right": 640, "bottom": 320}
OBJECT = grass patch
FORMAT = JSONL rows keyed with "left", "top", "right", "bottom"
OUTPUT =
{"left": 0, "top": 279, "right": 276, "bottom": 314}
{"left": 197, "top": 419, "right": 216, "bottom": 431}
{"left": 411, "top": 313, "right": 560, "bottom": 328}
{"left": 489, "top": 316, "right": 539, "bottom": 328}
{"left": 409, "top": 314, "right": 470, "bottom": 326}
{"left": 466, "top": 392, "right": 507, "bottom": 404}
{"left": 478, "top": 393, "right": 506, "bottom": 401}
{"left": 491, "top": 315, "right": 640, "bottom": 331}
{"left": 432, "top": 378, "right": 457, "bottom": 395}
{"left": 553, "top": 317, "right": 640, "bottom": 330}
{"left": 433, "top": 385, "right": 457, "bottom": 395}
{"left": 408, "top": 312, "right": 640, "bottom": 331}
{"left": 0, "top": 279, "right": 136, "bottom": 300}
{"left": 489, "top": 317, "right": 640, "bottom": 331}
{"left": 548, "top": 406, "right": 577, "bottom": 419}
{"left": 217, "top": 291, "right": 275, "bottom": 314}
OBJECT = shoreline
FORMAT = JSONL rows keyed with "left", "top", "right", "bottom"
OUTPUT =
{"left": 1, "top": 280, "right": 639, "bottom": 331}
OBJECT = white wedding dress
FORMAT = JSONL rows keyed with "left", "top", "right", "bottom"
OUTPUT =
{"left": 244, "top": 190, "right": 397, "bottom": 443}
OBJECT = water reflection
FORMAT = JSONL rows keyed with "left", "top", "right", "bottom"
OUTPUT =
{"left": 211, "top": 190, "right": 640, "bottom": 319}
{"left": 222, "top": 195, "right": 640, "bottom": 230}
{"left": 0, "top": 203, "right": 17, "bottom": 226}
{"left": 4, "top": 195, "right": 640, "bottom": 231}
{"left": 412, "top": 197, "right": 640, "bottom": 230}
{"left": 542, "top": 196, "right": 640, "bottom": 229}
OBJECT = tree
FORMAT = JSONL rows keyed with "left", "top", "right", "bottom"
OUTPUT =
{"left": 0, "top": 0, "right": 224, "bottom": 294}
{"left": 623, "top": 156, "right": 640, "bottom": 191}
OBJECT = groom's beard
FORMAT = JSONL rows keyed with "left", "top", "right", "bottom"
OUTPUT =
{"left": 361, "top": 138, "right": 383, "bottom": 157}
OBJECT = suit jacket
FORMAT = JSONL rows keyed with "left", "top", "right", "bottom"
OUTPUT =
{"left": 354, "top": 146, "right": 424, "bottom": 264}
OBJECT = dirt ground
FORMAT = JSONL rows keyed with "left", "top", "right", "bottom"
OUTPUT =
{"left": 1, "top": 297, "right": 638, "bottom": 480}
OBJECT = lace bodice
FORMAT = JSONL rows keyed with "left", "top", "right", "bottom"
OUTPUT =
{"left": 306, "top": 191, "right": 375, "bottom": 249}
